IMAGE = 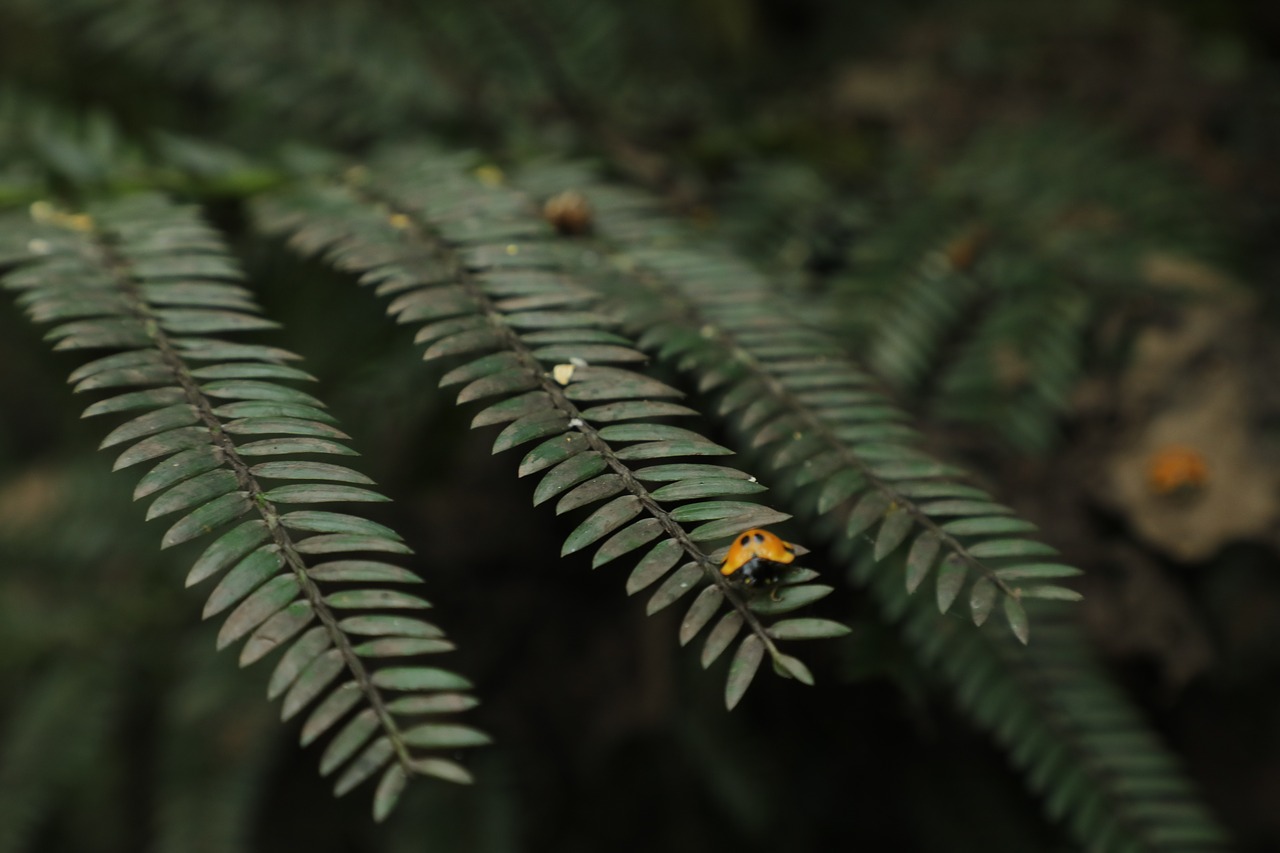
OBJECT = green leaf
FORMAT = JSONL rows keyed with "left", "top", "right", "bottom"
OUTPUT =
{"left": 969, "top": 577, "right": 998, "bottom": 626}
{"left": 201, "top": 379, "right": 324, "bottom": 406}
{"left": 529, "top": 343, "right": 646, "bottom": 363}
{"left": 337, "top": 616, "right": 444, "bottom": 638}
{"left": 239, "top": 601, "right": 315, "bottom": 666}
{"left": 816, "top": 469, "right": 864, "bottom": 514}
{"left": 517, "top": 431, "right": 587, "bottom": 476}
{"left": 1019, "top": 585, "right": 1084, "bottom": 601}
{"left": 223, "top": 417, "right": 350, "bottom": 439}
{"left": 307, "top": 560, "right": 421, "bottom": 583}
{"left": 646, "top": 562, "right": 704, "bottom": 614}
{"left": 670, "top": 500, "right": 769, "bottom": 522}
{"left": 373, "top": 765, "right": 408, "bottom": 823}
{"left": 161, "top": 491, "right": 252, "bottom": 549}
{"left": 191, "top": 362, "right": 318, "bottom": 383}
{"left": 845, "top": 492, "right": 890, "bottom": 540}
{"left": 294, "top": 534, "right": 413, "bottom": 555}
{"left": 213, "top": 401, "right": 338, "bottom": 424}
{"left": 967, "top": 539, "right": 1059, "bottom": 559}
{"left": 634, "top": 464, "right": 755, "bottom": 482}
{"left": 492, "top": 410, "right": 569, "bottom": 453}
{"left": 99, "top": 404, "right": 200, "bottom": 449}
{"left": 133, "top": 447, "right": 222, "bottom": 499}
{"left": 679, "top": 585, "right": 724, "bottom": 646}
{"left": 262, "top": 484, "right": 388, "bottom": 504}
{"left": 300, "top": 682, "right": 362, "bottom": 746}
{"left": 473, "top": 390, "right": 551, "bottom": 428}
{"left": 748, "top": 584, "right": 834, "bottom": 615}
{"left": 1004, "top": 596, "right": 1031, "bottom": 644}
{"left": 186, "top": 520, "right": 270, "bottom": 587}
{"left": 936, "top": 555, "right": 967, "bottom": 613}
{"left": 281, "top": 648, "right": 345, "bottom": 721}
{"left": 145, "top": 469, "right": 240, "bottom": 520}
{"left": 235, "top": 437, "right": 358, "bottom": 456}
{"left": 370, "top": 667, "right": 473, "bottom": 692}
{"left": 113, "top": 426, "right": 210, "bottom": 470}
{"left": 334, "top": 738, "right": 394, "bottom": 797}
{"left": 905, "top": 531, "right": 941, "bottom": 594}
{"left": 202, "top": 544, "right": 284, "bottom": 618}
{"left": 440, "top": 351, "right": 521, "bottom": 387}
{"left": 766, "top": 618, "right": 852, "bottom": 640}
{"left": 401, "top": 724, "right": 491, "bottom": 748}
{"left": 532, "top": 451, "right": 606, "bottom": 505}
{"left": 592, "top": 518, "right": 664, "bottom": 567}
{"left": 324, "top": 590, "right": 432, "bottom": 610}
{"left": 385, "top": 693, "right": 477, "bottom": 714}
{"left": 874, "top": 506, "right": 914, "bottom": 561}
{"left": 280, "top": 511, "right": 401, "bottom": 541}
{"left": 422, "top": 328, "right": 501, "bottom": 360}
{"left": 555, "top": 474, "right": 624, "bottom": 515}
{"left": 577, "top": 401, "right": 698, "bottom": 421}
{"left": 174, "top": 338, "right": 298, "bottom": 361}
{"left": 725, "top": 635, "right": 764, "bottom": 710}
{"left": 943, "top": 517, "right": 1039, "bottom": 536}
{"left": 267, "top": 627, "right": 330, "bottom": 700}
{"left": 613, "top": 439, "right": 734, "bottom": 460}
{"left": 561, "top": 495, "right": 643, "bottom": 555}
{"left": 649, "top": 478, "right": 767, "bottom": 501}
{"left": 411, "top": 758, "right": 474, "bottom": 785}
{"left": 68, "top": 350, "right": 163, "bottom": 384}
{"left": 626, "top": 538, "right": 684, "bottom": 594}
{"left": 82, "top": 386, "right": 185, "bottom": 418}
{"left": 772, "top": 653, "right": 814, "bottom": 685}
{"left": 320, "top": 709, "right": 379, "bottom": 775}
{"left": 596, "top": 424, "right": 712, "bottom": 443}
{"left": 457, "top": 368, "right": 539, "bottom": 404}
{"left": 250, "top": 461, "right": 374, "bottom": 484}
{"left": 217, "top": 575, "right": 301, "bottom": 649}
{"left": 701, "top": 611, "right": 744, "bottom": 668}
{"left": 687, "top": 508, "right": 791, "bottom": 541}
{"left": 353, "top": 638, "right": 456, "bottom": 657}
{"left": 993, "top": 563, "right": 1083, "bottom": 581}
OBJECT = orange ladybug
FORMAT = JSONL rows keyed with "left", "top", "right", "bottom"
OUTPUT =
{"left": 721, "top": 528, "right": 797, "bottom": 589}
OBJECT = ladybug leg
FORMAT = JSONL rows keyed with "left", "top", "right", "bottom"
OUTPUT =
{"left": 769, "top": 586, "right": 783, "bottom": 602}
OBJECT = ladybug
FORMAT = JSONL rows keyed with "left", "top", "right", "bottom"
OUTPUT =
{"left": 720, "top": 528, "right": 797, "bottom": 591}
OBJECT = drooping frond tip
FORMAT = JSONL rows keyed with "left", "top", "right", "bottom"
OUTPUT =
{"left": 1, "top": 193, "right": 487, "bottom": 820}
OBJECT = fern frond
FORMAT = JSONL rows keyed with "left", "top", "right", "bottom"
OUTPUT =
{"left": 0, "top": 194, "right": 485, "bottom": 820}
{"left": 252, "top": 149, "right": 849, "bottom": 707}
{"left": 13, "top": 0, "right": 462, "bottom": 141}
{"left": 513, "top": 162, "right": 1078, "bottom": 643}
{"left": 504, "top": 162, "right": 1228, "bottom": 850}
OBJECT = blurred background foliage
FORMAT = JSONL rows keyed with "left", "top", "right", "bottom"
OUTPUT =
{"left": 1, "top": 0, "right": 1279, "bottom": 850}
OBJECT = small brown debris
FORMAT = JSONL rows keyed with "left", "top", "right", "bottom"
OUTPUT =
{"left": 543, "top": 191, "right": 593, "bottom": 236}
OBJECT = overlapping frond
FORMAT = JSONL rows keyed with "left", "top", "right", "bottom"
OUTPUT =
{"left": 720, "top": 121, "right": 1221, "bottom": 454}
{"left": 11, "top": 0, "right": 461, "bottom": 141}
{"left": 503, "top": 161, "right": 1228, "bottom": 851}
{"left": 0, "top": 194, "right": 485, "bottom": 819}
{"left": 0, "top": 84, "right": 279, "bottom": 207}
{"left": 252, "top": 149, "right": 849, "bottom": 708}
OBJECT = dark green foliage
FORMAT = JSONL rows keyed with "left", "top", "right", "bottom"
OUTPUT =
{"left": 503, "top": 161, "right": 1226, "bottom": 850}
{"left": 723, "top": 121, "right": 1221, "bottom": 454}
{"left": 0, "top": 0, "right": 1260, "bottom": 850}
{"left": 0, "top": 195, "right": 485, "bottom": 819}
{"left": 252, "top": 149, "right": 838, "bottom": 706}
